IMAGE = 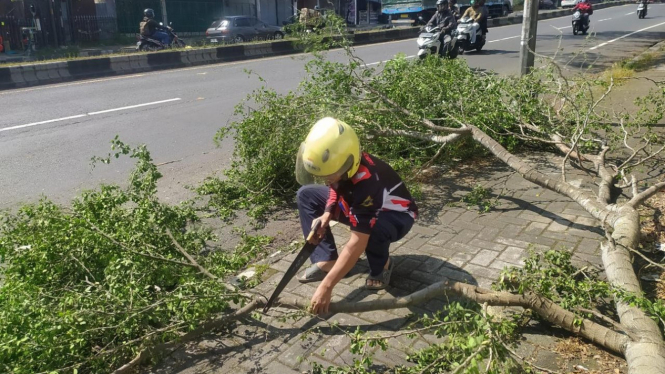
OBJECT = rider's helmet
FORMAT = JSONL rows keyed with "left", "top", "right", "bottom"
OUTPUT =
{"left": 436, "top": 0, "right": 449, "bottom": 11}
{"left": 295, "top": 117, "right": 361, "bottom": 186}
{"left": 470, "top": 0, "right": 479, "bottom": 6}
{"left": 144, "top": 8, "right": 155, "bottom": 18}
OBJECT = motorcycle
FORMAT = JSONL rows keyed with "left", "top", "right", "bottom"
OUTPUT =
{"left": 137, "top": 23, "right": 186, "bottom": 51}
{"left": 417, "top": 24, "right": 459, "bottom": 59}
{"left": 454, "top": 16, "right": 485, "bottom": 54}
{"left": 637, "top": 2, "right": 647, "bottom": 18}
{"left": 572, "top": 10, "right": 589, "bottom": 35}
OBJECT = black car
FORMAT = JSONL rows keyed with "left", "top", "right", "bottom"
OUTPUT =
{"left": 206, "top": 16, "right": 285, "bottom": 44}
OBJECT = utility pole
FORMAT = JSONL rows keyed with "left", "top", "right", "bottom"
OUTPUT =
{"left": 519, "top": 0, "right": 539, "bottom": 76}
{"left": 160, "top": 0, "right": 168, "bottom": 25}
{"left": 48, "top": 0, "right": 59, "bottom": 47}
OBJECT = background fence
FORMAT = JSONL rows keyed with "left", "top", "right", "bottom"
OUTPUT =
{"left": 72, "top": 15, "right": 118, "bottom": 42}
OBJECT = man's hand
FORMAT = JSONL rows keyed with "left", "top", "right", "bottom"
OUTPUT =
{"left": 310, "top": 283, "right": 333, "bottom": 314}
{"left": 309, "top": 230, "right": 369, "bottom": 315}
{"left": 309, "top": 212, "right": 332, "bottom": 244}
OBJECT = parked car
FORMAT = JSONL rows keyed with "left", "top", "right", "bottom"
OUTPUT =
{"left": 539, "top": 0, "right": 556, "bottom": 9}
{"left": 206, "top": 16, "right": 284, "bottom": 44}
{"left": 561, "top": 0, "right": 579, "bottom": 8}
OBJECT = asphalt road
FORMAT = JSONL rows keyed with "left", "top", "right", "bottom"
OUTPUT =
{"left": 2, "top": 3, "right": 664, "bottom": 209}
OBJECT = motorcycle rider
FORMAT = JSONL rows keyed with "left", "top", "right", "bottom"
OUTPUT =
{"left": 140, "top": 8, "right": 170, "bottom": 46}
{"left": 638, "top": 0, "right": 648, "bottom": 16}
{"left": 425, "top": 0, "right": 457, "bottom": 49}
{"left": 572, "top": 0, "right": 593, "bottom": 30}
{"left": 478, "top": 0, "right": 489, "bottom": 36}
{"left": 461, "top": 0, "right": 484, "bottom": 45}
{"left": 449, "top": 0, "right": 461, "bottom": 19}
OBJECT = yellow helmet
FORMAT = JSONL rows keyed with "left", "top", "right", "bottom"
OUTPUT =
{"left": 295, "top": 117, "right": 361, "bottom": 185}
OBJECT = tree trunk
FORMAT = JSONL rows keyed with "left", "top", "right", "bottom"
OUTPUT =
{"left": 467, "top": 125, "right": 665, "bottom": 374}
{"left": 605, "top": 206, "right": 665, "bottom": 374}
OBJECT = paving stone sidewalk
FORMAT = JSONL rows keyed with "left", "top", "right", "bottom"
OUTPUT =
{"left": 149, "top": 152, "right": 619, "bottom": 374}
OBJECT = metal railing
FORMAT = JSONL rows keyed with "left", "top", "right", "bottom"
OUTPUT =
{"left": 72, "top": 15, "right": 118, "bottom": 42}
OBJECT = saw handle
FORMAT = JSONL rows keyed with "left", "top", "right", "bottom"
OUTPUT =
{"left": 306, "top": 218, "right": 323, "bottom": 244}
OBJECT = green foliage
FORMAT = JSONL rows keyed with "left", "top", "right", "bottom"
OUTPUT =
{"left": 496, "top": 249, "right": 613, "bottom": 312}
{"left": 310, "top": 301, "right": 526, "bottom": 374}
{"left": 461, "top": 185, "right": 498, "bottom": 213}
{"left": 283, "top": 12, "right": 353, "bottom": 53}
{"left": 0, "top": 139, "right": 270, "bottom": 374}
{"left": 201, "top": 53, "right": 557, "bottom": 219}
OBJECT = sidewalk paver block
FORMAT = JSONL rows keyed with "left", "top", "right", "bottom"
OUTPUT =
{"left": 469, "top": 238, "right": 506, "bottom": 252}
{"left": 495, "top": 237, "right": 532, "bottom": 249}
{"left": 499, "top": 224, "right": 524, "bottom": 238}
{"left": 498, "top": 246, "right": 526, "bottom": 265}
{"left": 470, "top": 249, "right": 500, "bottom": 267}
{"left": 444, "top": 252, "right": 474, "bottom": 268}
{"left": 409, "top": 270, "right": 446, "bottom": 285}
{"left": 463, "top": 264, "right": 501, "bottom": 281}
{"left": 278, "top": 334, "right": 321, "bottom": 368}
{"left": 265, "top": 360, "right": 301, "bottom": 373}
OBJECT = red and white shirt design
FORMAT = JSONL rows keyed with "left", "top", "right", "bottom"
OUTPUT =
{"left": 325, "top": 152, "right": 418, "bottom": 234}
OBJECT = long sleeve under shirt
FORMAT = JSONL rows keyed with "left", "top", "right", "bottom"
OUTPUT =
{"left": 324, "top": 152, "right": 418, "bottom": 235}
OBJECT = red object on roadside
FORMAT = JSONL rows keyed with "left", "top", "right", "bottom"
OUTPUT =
{"left": 0, "top": 36, "right": 4, "bottom": 53}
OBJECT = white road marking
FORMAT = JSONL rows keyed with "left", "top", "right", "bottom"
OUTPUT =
{"left": 87, "top": 98, "right": 182, "bottom": 115}
{"left": 589, "top": 21, "right": 665, "bottom": 50}
{"left": 597, "top": 18, "right": 612, "bottom": 22}
{"left": 626, "top": 12, "right": 635, "bottom": 15}
{"left": 2, "top": 98, "right": 182, "bottom": 133}
{"left": 0, "top": 114, "right": 87, "bottom": 133}
{"left": 488, "top": 35, "right": 521, "bottom": 43}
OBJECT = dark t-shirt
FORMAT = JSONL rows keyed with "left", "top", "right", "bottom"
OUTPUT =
{"left": 324, "top": 152, "right": 418, "bottom": 234}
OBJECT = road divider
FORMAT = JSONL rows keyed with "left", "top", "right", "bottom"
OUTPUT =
{"left": 0, "top": 0, "right": 633, "bottom": 91}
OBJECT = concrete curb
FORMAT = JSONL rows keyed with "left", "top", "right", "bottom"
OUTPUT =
{"left": 629, "top": 38, "right": 665, "bottom": 63}
{"left": 0, "top": 0, "right": 632, "bottom": 91}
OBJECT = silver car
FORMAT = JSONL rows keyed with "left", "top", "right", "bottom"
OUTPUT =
{"left": 205, "top": 16, "right": 285, "bottom": 44}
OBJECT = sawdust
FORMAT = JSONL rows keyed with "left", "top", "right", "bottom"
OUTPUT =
{"left": 554, "top": 337, "right": 627, "bottom": 374}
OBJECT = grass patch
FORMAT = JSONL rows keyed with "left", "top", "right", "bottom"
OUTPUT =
{"left": 599, "top": 61, "right": 635, "bottom": 84}
{"left": 625, "top": 51, "right": 657, "bottom": 71}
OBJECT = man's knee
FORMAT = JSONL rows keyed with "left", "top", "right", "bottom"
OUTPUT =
{"left": 296, "top": 185, "right": 311, "bottom": 205}
{"left": 296, "top": 184, "right": 325, "bottom": 206}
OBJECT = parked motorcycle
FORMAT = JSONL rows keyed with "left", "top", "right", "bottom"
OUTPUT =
{"left": 454, "top": 16, "right": 485, "bottom": 54}
{"left": 137, "top": 23, "right": 186, "bottom": 51}
{"left": 637, "top": 2, "right": 647, "bottom": 18}
{"left": 417, "top": 25, "right": 459, "bottom": 59}
{"left": 572, "top": 10, "right": 589, "bottom": 35}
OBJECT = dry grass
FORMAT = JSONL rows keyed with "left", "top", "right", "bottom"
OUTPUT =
{"left": 599, "top": 62, "right": 636, "bottom": 84}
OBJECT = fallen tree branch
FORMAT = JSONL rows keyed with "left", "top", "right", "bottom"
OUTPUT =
{"left": 575, "top": 307, "right": 637, "bottom": 341}
{"left": 84, "top": 219, "right": 196, "bottom": 268}
{"left": 112, "top": 297, "right": 264, "bottom": 374}
{"left": 166, "top": 229, "right": 244, "bottom": 294}
{"left": 111, "top": 280, "right": 633, "bottom": 373}
{"left": 627, "top": 181, "right": 665, "bottom": 208}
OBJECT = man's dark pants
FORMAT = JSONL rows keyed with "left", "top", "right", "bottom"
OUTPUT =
{"left": 297, "top": 185, "right": 414, "bottom": 277}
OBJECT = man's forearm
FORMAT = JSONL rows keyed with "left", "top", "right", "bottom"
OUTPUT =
{"left": 320, "top": 239, "right": 365, "bottom": 290}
